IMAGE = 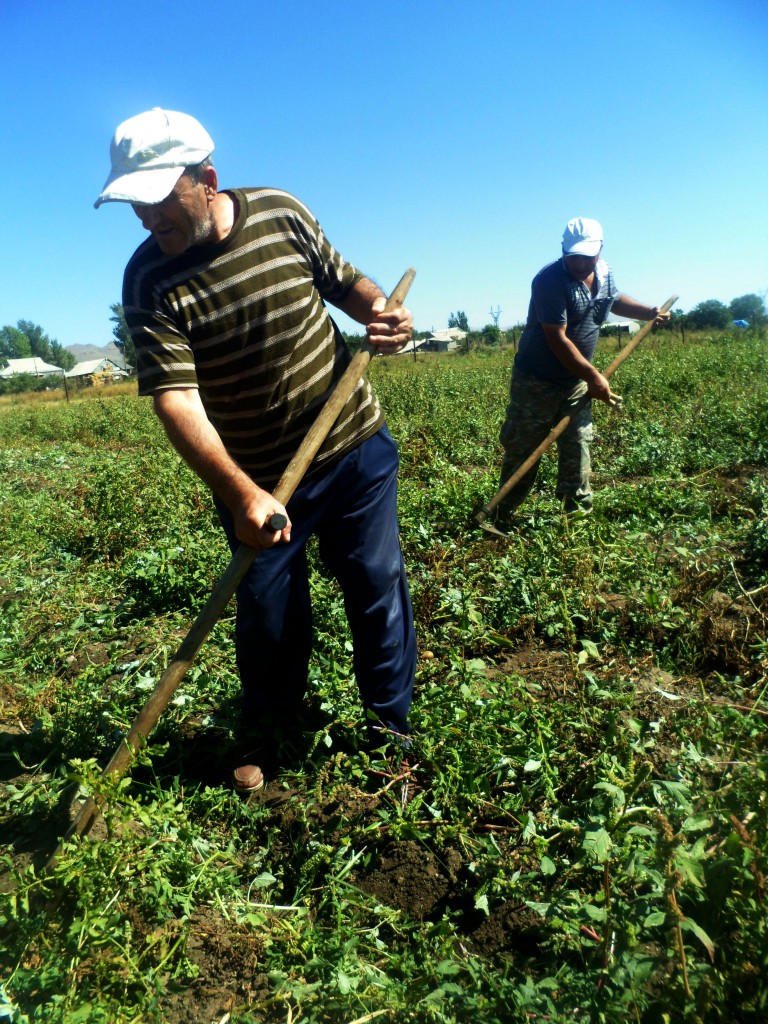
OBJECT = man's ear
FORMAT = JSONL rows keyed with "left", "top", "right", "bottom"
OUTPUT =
{"left": 202, "top": 165, "right": 219, "bottom": 199}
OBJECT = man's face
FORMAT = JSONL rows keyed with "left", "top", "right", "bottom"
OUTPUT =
{"left": 564, "top": 251, "right": 600, "bottom": 283}
{"left": 132, "top": 174, "right": 214, "bottom": 255}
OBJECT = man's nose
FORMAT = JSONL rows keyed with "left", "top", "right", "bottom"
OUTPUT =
{"left": 133, "top": 204, "right": 162, "bottom": 229}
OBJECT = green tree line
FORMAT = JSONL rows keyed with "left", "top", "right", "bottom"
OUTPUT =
{"left": 0, "top": 321, "right": 76, "bottom": 371}
{"left": 441, "top": 293, "right": 766, "bottom": 343}
{"left": 680, "top": 293, "right": 766, "bottom": 329}
{"left": 3, "top": 292, "right": 765, "bottom": 390}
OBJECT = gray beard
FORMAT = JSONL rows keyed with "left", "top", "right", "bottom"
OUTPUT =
{"left": 191, "top": 211, "right": 217, "bottom": 246}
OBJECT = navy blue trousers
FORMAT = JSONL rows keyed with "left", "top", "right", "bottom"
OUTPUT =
{"left": 215, "top": 427, "right": 416, "bottom": 736}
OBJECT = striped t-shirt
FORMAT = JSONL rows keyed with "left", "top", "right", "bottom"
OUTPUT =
{"left": 123, "top": 188, "right": 385, "bottom": 488}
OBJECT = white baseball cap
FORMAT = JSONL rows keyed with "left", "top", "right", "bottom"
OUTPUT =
{"left": 562, "top": 217, "right": 603, "bottom": 257}
{"left": 95, "top": 108, "right": 214, "bottom": 209}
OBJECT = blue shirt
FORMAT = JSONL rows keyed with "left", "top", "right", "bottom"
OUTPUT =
{"left": 514, "top": 257, "right": 619, "bottom": 384}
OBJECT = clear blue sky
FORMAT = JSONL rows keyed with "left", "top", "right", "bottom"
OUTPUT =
{"left": 2, "top": 0, "right": 767, "bottom": 348}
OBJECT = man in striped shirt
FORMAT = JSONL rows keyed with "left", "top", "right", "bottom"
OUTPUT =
{"left": 497, "top": 217, "right": 670, "bottom": 520}
{"left": 96, "top": 109, "right": 417, "bottom": 790}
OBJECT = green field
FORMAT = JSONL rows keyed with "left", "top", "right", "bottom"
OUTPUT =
{"left": 1, "top": 330, "right": 767, "bottom": 1023}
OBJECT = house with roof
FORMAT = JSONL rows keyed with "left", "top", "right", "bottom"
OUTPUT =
{"left": 395, "top": 327, "right": 468, "bottom": 356}
{"left": 601, "top": 316, "right": 642, "bottom": 336}
{"left": 425, "top": 328, "right": 467, "bottom": 352}
{"left": 65, "top": 358, "right": 128, "bottom": 384}
{"left": 0, "top": 357, "right": 65, "bottom": 378}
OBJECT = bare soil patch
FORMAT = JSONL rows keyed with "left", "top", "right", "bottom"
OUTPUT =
{"left": 353, "top": 840, "right": 462, "bottom": 920}
{"left": 159, "top": 908, "right": 270, "bottom": 1023}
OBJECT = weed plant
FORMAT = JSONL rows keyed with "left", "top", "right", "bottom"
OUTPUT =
{"left": 1, "top": 331, "right": 767, "bottom": 1023}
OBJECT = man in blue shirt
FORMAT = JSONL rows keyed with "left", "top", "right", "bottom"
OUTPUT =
{"left": 497, "top": 217, "right": 669, "bottom": 517}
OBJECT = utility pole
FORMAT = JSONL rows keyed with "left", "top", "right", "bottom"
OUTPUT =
{"left": 490, "top": 306, "right": 502, "bottom": 328}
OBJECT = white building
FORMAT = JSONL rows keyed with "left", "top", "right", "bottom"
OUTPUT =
{"left": 65, "top": 358, "right": 128, "bottom": 381}
{"left": 426, "top": 328, "right": 467, "bottom": 351}
{"left": 0, "top": 357, "right": 65, "bottom": 378}
{"left": 601, "top": 316, "right": 642, "bottom": 335}
{"left": 395, "top": 327, "right": 468, "bottom": 355}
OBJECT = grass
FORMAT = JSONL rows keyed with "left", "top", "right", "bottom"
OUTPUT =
{"left": 1, "top": 329, "right": 767, "bottom": 1023}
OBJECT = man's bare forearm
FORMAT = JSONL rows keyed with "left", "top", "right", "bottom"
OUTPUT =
{"left": 611, "top": 295, "right": 669, "bottom": 325}
{"left": 541, "top": 324, "right": 612, "bottom": 402}
{"left": 336, "top": 276, "right": 414, "bottom": 354}
{"left": 153, "top": 388, "right": 290, "bottom": 547}
{"left": 154, "top": 390, "right": 257, "bottom": 506}
{"left": 338, "top": 276, "right": 387, "bottom": 325}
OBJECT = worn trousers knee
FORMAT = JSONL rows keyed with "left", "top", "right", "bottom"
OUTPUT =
{"left": 498, "top": 368, "right": 593, "bottom": 511}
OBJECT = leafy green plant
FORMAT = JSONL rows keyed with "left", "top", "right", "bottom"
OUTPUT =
{"left": 1, "top": 333, "right": 767, "bottom": 1022}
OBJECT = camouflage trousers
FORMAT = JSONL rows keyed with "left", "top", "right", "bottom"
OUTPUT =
{"left": 497, "top": 367, "right": 594, "bottom": 514}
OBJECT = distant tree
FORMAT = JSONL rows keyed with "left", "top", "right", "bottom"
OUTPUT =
{"left": 0, "top": 325, "right": 32, "bottom": 363}
{"left": 481, "top": 324, "right": 501, "bottom": 346}
{"left": 342, "top": 331, "right": 366, "bottom": 354}
{"left": 729, "top": 293, "right": 766, "bottom": 326}
{"left": 110, "top": 303, "right": 136, "bottom": 368}
{"left": 448, "top": 311, "right": 469, "bottom": 331}
{"left": 0, "top": 372, "right": 38, "bottom": 396}
{"left": 686, "top": 300, "right": 730, "bottom": 330}
{"left": 0, "top": 321, "right": 74, "bottom": 369}
{"left": 50, "top": 340, "right": 76, "bottom": 371}
{"left": 0, "top": 370, "right": 66, "bottom": 396}
{"left": 656, "top": 308, "right": 686, "bottom": 331}
{"left": 17, "top": 320, "right": 54, "bottom": 362}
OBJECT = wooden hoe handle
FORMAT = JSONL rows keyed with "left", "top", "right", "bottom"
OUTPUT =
{"left": 475, "top": 295, "right": 678, "bottom": 525}
{"left": 50, "top": 268, "right": 416, "bottom": 862}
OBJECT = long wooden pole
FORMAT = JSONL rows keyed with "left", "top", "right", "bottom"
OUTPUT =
{"left": 50, "top": 268, "right": 416, "bottom": 861}
{"left": 474, "top": 295, "right": 678, "bottom": 528}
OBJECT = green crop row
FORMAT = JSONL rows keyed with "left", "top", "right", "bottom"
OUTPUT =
{"left": 1, "top": 332, "right": 766, "bottom": 1023}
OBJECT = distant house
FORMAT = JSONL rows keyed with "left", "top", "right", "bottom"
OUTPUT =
{"left": 0, "top": 357, "right": 64, "bottom": 378}
{"left": 65, "top": 358, "right": 128, "bottom": 384}
{"left": 601, "top": 317, "right": 641, "bottom": 335}
{"left": 395, "top": 338, "right": 424, "bottom": 356}
{"left": 396, "top": 328, "right": 467, "bottom": 355}
{"left": 426, "top": 328, "right": 467, "bottom": 352}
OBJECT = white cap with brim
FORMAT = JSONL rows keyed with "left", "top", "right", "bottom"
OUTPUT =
{"left": 95, "top": 108, "right": 214, "bottom": 209}
{"left": 562, "top": 217, "right": 603, "bottom": 257}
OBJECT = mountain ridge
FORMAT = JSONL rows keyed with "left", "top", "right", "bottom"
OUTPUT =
{"left": 66, "top": 342, "right": 125, "bottom": 364}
